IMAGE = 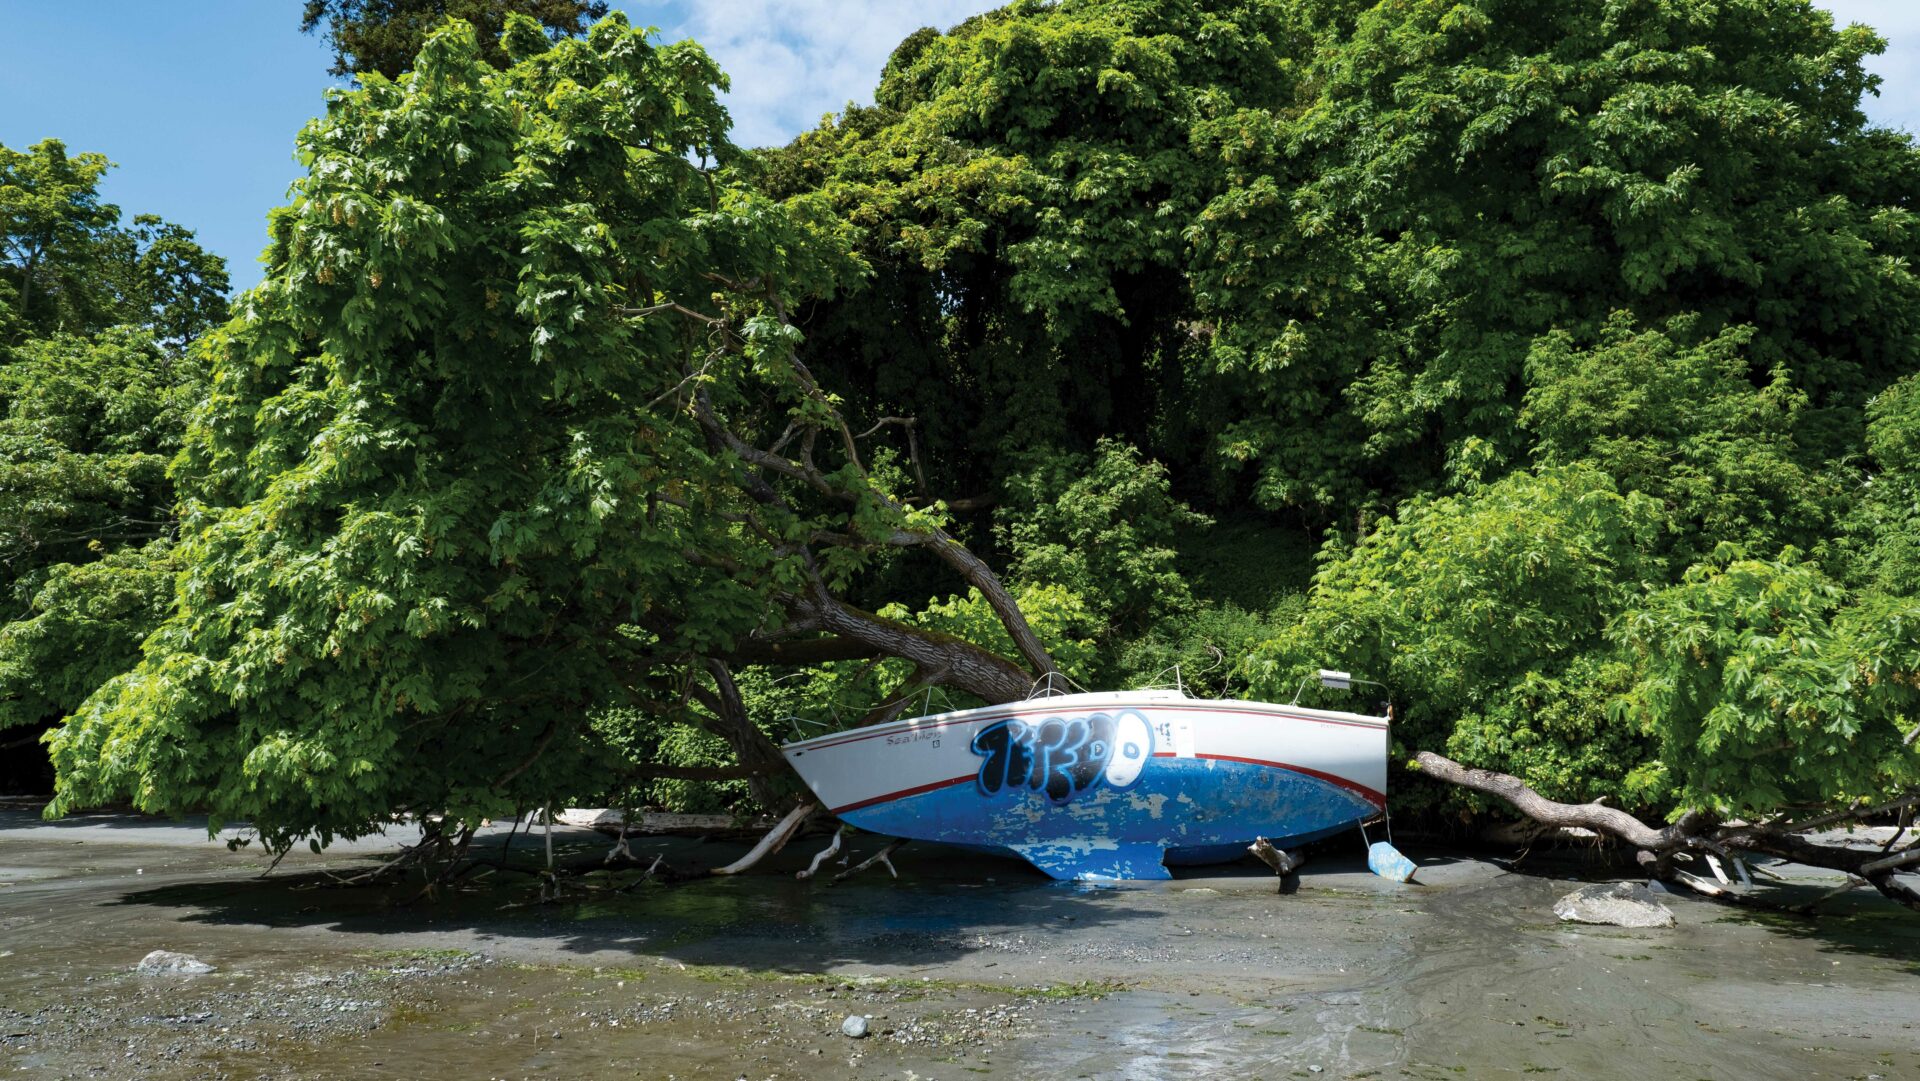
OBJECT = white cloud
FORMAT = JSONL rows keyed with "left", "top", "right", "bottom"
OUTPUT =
{"left": 626, "top": 1, "right": 998, "bottom": 148}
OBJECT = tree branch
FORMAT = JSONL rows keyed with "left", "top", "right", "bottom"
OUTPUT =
{"left": 1414, "top": 751, "right": 1710, "bottom": 851}
{"left": 1417, "top": 751, "right": 1920, "bottom": 912}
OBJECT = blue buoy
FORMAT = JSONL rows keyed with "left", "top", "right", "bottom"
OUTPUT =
{"left": 1367, "top": 840, "right": 1416, "bottom": 882}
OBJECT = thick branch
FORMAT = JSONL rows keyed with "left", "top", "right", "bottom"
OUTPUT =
{"left": 711, "top": 801, "right": 816, "bottom": 876}
{"left": 1414, "top": 752, "right": 1709, "bottom": 851}
{"left": 893, "top": 526, "right": 1058, "bottom": 679}
{"left": 1418, "top": 751, "right": 1920, "bottom": 913}
{"left": 695, "top": 660, "right": 791, "bottom": 808}
{"left": 719, "top": 635, "right": 884, "bottom": 666}
{"left": 786, "top": 588, "right": 1032, "bottom": 706}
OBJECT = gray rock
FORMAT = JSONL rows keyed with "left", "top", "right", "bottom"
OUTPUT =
{"left": 840, "top": 1014, "right": 869, "bottom": 1039}
{"left": 1553, "top": 883, "right": 1675, "bottom": 928}
{"left": 135, "top": 950, "right": 215, "bottom": 975}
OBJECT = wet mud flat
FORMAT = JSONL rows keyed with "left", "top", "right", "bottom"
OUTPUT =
{"left": 1, "top": 810, "right": 1916, "bottom": 1080}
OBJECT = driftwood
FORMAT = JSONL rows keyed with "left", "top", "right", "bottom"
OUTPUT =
{"left": 555, "top": 808, "right": 779, "bottom": 839}
{"left": 1415, "top": 751, "right": 1920, "bottom": 913}
{"left": 1248, "top": 837, "right": 1305, "bottom": 895}
{"left": 829, "top": 838, "right": 907, "bottom": 885}
{"left": 711, "top": 802, "right": 817, "bottom": 876}
{"left": 796, "top": 824, "right": 847, "bottom": 880}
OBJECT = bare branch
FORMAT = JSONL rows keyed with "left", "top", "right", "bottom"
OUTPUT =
{"left": 829, "top": 838, "right": 907, "bottom": 884}
{"left": 617, "top": 301, "right": 727, "bottom": 327}
{"left": 1778, "top": 790, "right": 1920, "bottom": 833}
{"left": 1414, "top": 751, "right": 1708, "bottom": 850}
{"left": 711, "top": 801, "right": 816, "bottom": 876}
{"left": 855, "top": 416, "right": 918, "bottom": 439}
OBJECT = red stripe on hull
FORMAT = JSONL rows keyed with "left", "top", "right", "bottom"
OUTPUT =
{"left": 1197, "top": 753, "right": 1386, "bottom": 808}
{"left": 831, "top": 774, "right": 974, "bottom": 814}
{"left": 824, "top": 757, "right": 1384, "bottom": 815}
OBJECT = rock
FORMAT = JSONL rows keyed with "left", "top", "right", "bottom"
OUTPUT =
{"left": 1553, "top": 883, "right": 1675, "bottom": 928}
{"left": 136, "top": 950, "right": 215, "bottom": 975}
{"left": 840, "top": 1014, "right": 870, "bottom": 1039}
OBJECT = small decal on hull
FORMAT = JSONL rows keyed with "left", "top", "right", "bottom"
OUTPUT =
{"left": 972, "top": 709, "right": 1154, "bottom": 804}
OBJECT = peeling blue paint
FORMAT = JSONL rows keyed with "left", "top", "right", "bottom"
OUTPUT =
{"left": 837, "top": 756, "right": 1378, "bottom": 881}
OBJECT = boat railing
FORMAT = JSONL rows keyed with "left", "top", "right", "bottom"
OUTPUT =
{"left": 1133, "top": 663, "right": 1189, "bottom": 696}
{"left": 782, "top": 714, "right": 832, "bottom": 742}
{"left": 1025, "top": 670, "right": 1091, "bottom": 700}
{"left": 1289, "top": 667, "right": 1389, "bottom": 715}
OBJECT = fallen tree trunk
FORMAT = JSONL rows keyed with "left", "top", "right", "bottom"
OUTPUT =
{"left": 1414, "top": 751, "right": 1920, "bottom": 913}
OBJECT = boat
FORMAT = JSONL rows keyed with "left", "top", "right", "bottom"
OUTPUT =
{"left": 780, "top": 687, "right": 1389, "bottom": 881}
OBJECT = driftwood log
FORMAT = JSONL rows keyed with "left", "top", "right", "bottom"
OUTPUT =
{"left": 1248, "top": 837, "right": 1305, "bottom": 894}
{"left": 711, "top": 802, "right": 818, "bottom": 876}
{"left": 1415, "top": 751, "right": 1920, "bottom": 913}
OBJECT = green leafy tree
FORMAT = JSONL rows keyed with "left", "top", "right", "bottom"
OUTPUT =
{"left": 1255, "top": 466, "right": 1666, "bottom": 807}
{"left": 1848, "top": 375, "right": 1920, "bottom": 596}
{"left": 999, "top": 438, "right": 1210, "bottom": 636}
{"left": 299, "top": 0, "right": 610, "bottom": 78}
{"left": 0, "top": 140, "right": 119, "bottom": 337}
{"left": 1521, "top": 312, "right": 1834, "bottom": 566}
{"left": 107, "top": 215, "right": 233, "bottom": 351}
{"left": 756, "top": 0, "right": 1302, "bottom": 500}
{"left": 45, "top": 16, "right": 1069, "bottom": 848}
{"left": 1617, "top": 553, "right": 1920, "bottom": 819}
{"left": 0, "top": 140, "right": 229, "bottom": 347}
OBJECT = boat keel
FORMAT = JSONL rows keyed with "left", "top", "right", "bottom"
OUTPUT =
{"left": 1010, "top": 842, "right": 1171, "bottom": 881}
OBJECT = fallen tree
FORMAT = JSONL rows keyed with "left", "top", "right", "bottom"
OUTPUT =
{"left": 42, "top": 18, "right": 1057, "bottom": 871}
{"left": 1416, "top": 752, "right": 1920, "bottom": 913}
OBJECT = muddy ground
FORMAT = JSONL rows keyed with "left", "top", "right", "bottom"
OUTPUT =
{"left": 1, "top": 807, "right": 1916, "bottom": 1080}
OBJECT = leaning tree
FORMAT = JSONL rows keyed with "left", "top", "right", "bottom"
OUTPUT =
{"left": 46, "top": 15, "right": 1065, "bottom": 855}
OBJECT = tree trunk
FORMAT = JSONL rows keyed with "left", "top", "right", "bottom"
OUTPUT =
{"left": 1414, "top": 751, "right": 1920, "bottom": 913}
{"left": 698, "top": 660, "right": 792, "bottom": 809}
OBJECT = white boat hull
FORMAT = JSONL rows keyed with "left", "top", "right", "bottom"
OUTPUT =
{"left": 782, "top": 691, "right": 1387, "bottom": 880}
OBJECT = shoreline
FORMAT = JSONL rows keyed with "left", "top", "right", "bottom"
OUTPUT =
{"left": 2, "top": 811, "right": 1916, "bottom": 1079}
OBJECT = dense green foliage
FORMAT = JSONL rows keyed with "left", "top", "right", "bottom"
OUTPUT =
{"left": 0, "top": 329, "right": 191, "bottom": 738}
{"left": 0, "top": 141, "right": 227, "bottom": 788}
{"left": 18, "top": 0, "right": 1920, "bottom": 842}
{"left": 299, "top": 0, "right": 609, "bottom": 78}
{"left": 46, "top": 16, "right": 797, "bottom": 840}
{"left": 760, "top": 0, "right": 1920, "bottom": 822}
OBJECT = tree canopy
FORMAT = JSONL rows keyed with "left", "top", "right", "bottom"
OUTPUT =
{"left": 299, "top": 0, "right": 610, "bottom": 78}
{"left": 0, "top": 141, "right": 229, "bottom": 348}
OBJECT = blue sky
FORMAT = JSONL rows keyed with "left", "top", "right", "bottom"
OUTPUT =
{"left": 2, "top": 1, "right": 1913, "bottom": 293}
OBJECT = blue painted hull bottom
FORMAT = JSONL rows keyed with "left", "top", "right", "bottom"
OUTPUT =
{"left": 837, "top": 756, "right": 1378, "bottom": 881}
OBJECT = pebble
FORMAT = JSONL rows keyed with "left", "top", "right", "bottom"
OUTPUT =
{"left": 840, "top": 1014, "right": 870, "bottom": 1038}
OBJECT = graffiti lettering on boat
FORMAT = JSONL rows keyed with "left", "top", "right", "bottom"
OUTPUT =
{"left": 971, "top": 709, "right": 1154, "bottom": 803}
